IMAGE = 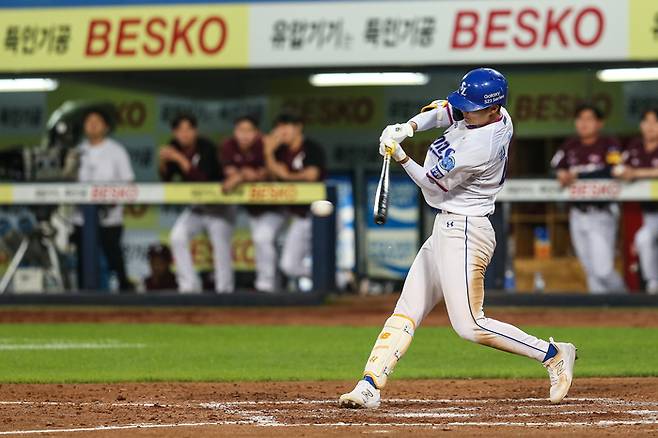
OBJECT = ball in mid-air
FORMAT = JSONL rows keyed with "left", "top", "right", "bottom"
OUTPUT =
{"left": 311, "top": 200, "right": 334, "bottom": 217}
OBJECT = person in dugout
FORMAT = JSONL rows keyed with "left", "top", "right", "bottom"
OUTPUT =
{"left": 551, "top": 104, "right": 626, "bottom": 294}
{"left": 72, "top": 109, "right": 135, "bottom": 292}
{"left": 143, "top": 243, "right": 178, "bottom": 291}
{"left": 159, "top": 113, "right": 234, "bottom": 294}
{"left": 221, "top": 115, "right": 286, "bottom": 293}
{"left": 264, "top": 112, "right": 326, "bottom": 291}
{"left": 613, "top": 108, "right": 658, "bottom": 294}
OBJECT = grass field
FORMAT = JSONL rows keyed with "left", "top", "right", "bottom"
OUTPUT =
{"left": 1, "top": 323, "right": 657, "bottom": 383}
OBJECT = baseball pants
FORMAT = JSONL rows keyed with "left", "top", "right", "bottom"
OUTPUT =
{"left": 635, "top": 212, "right": 658, "bottom": 291}
{"left": 569, "top": 207, "right": 626, "bottom": 294}
{"left": 170, "top": 207, "right": 235, "bottom": 293}
{"left": 280, "top": 215, "right": 312, "bottom": 279}
{"left": 394, "top": 213, "right": 551, "bottom": 362}
{"left": 248, "top": 211, "right": 286, "bottom": 292}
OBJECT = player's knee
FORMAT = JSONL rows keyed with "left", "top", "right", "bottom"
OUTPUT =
{"left": 252, "top": 229, "right": 275, "bottom": 247}
{"left": 452, "top": 320, "right": 479, "bottom": 343}
{"left": 634, "top": 226, "right": 653, "bottom": 252}
{"left": 169, "top": 227, "right": 189, "bottom": 248}
{"left": 279, "top": 255, "right": 296, "bottom": 277}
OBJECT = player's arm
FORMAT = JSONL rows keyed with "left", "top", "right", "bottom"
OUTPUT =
{"left": 379, "top": 100, "right": 459, "bottom": 148}
{"left": 551, "top": 147, "right": 576, "bottom": 187}
{"left": 276, "top": 166, "right": 321, "bottom": 182}
{"left": 615, "top": 165, "right": 658, "bottom": 181}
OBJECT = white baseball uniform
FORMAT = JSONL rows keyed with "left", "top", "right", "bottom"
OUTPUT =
{"left": 370, "top": 102, "right": 553, "bottom": 372}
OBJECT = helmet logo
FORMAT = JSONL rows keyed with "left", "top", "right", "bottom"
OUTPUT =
{"left": 459, "top": 82, "right": 468, "bottom": 96}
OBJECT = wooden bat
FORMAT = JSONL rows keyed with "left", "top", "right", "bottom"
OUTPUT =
{"left": 373, "top": 150, "right": 391, "bottom": 225}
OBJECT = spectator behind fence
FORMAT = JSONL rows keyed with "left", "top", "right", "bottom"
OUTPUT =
{"left": 159, "top": 114, "right": 235, "bottom": 294}
{"left": 72, "top": 109, "right": 135, "bottom": 291}
{"left": 264, "top": 112, "right": 326, "bottom": 290}
{"left": 614, "top": 108, "right": 658, "bottom": 294}
{"left": 144, "top": 243, "right": 178, "bottom": 291}
{"left": 551, "top": 104, "right": 626, "bottom": 294}
{"left": 221, "top": 115, "right": 285, "bottom": 293}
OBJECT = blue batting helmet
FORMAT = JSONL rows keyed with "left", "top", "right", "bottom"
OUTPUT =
{"left": 447, "top": 68, "right": 508, "bottom": 112}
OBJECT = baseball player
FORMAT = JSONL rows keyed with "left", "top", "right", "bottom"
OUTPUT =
{"left": 263, "top": 113, "right": 326, "bottom": 289}
{"left": 160, "top": 114, "right": 235, "bottom": 294}
{"left": 221, "top": 115, "right": 285, "bottom": 293}
{"left": 339, "top": 68, "right": 577, "bottom": 409}
{"left": 614, "top": 108, "right": 658, "bottom": 294}
{"left": 551, "top": 105, "right": 626, "bottom": 294}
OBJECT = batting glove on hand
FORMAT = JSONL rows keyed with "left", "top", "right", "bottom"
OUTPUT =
{"left": 379, "top": 138, "right": 407, "bottom": 162}
{"left": 379, "top": 123, "right": 414, "bottom": 145}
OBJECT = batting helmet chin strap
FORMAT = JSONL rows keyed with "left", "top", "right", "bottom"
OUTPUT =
{"left": 363, "top": 314, "right": 415, "bottom": 389}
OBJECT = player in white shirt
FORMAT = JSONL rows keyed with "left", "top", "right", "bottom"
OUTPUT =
{"left": 72, "top": 110, "right": 135, "bottom": 291}
{"left": 339, "top": 68, "right": 577, "bottom": 408}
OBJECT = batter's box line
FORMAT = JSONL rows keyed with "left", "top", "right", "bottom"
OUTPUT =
{"left": 1, "top": 419, "right": 658, "bottom": 436}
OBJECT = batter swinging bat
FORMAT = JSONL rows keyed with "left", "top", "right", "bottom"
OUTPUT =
{"left": 373, "top": 149, "right": 391, "bottom": 225}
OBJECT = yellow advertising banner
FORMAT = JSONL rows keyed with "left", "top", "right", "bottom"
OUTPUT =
{"left": 0, "top": 4, "right": 249, "bottom": 71}
{"left": 163, "top": 183, "right": 327, "bottom": 204}
{"left": 629, "top": 0, "right": 658, "bottom": 60}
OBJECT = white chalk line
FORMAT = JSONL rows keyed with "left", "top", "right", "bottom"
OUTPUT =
{"left": 0, "top": 340, "right": 146, "bottom": 350}
{"left": 1, "top": 396, "right": 657, "bottom": 435}
{"left": 2, "top": 397, "right": 657, "bottom": 409}
{"left": 2, "top": 419, "right": 658, "bottom": 435}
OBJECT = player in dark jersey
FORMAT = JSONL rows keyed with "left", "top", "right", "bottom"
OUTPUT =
{"left": 614, "top": 108, "right": 658, "bottom": 294}
{"left": 221, "top": 116, "right": 285, "bottom": 293}
{"left": 159, "top": 113, "right": 235, "bottom": 294}
{"left": 551, "top": 104, "right": 626, "bottom": 294}
{"left": 264, "top": 113, "right": 326, "bottom": 290}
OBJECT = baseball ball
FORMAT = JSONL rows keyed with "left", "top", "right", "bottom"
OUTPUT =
{"left": 310, "top": 200, "right": 334, "bottom": 217}
{"left": 611, "top": 164, "right": 625, "bottom": 177}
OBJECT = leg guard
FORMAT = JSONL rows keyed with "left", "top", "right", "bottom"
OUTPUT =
{"left": 363, "top": 314, "right": 415, "bottom": 389}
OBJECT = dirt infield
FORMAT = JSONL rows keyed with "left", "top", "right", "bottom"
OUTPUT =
{"left": 2, "top": 297, "right": 657, "bottom": 436}
{"left": 1, "top": 294, "right": 658, "bottom": 327}
{"left": 1, "top": 378, "right": 657, "bottom": 437}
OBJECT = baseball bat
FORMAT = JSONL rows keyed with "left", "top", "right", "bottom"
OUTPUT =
{"left": 373, "top": 150, "right": 391, "bottom": 225}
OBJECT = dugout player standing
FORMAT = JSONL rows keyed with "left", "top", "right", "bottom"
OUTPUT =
{"left": 614, "top": 108, "right": 658, "bottom": 294}
{"left": 159, "top": 114, "right": 234, "bottom": 294}
{"left": 340, "top": 68, "right": 576, "bottom": 409}
{"left": 264, "top": 113, "right": 326, "bottom": 289}
{"left": 73, "top": 109, "right": 135, "bottom": 291}
{"left": 222, "top": 116, "right": 285, "bottom": 293}
{"left": 551, "top": 104, "right": 626, "bottom": 294}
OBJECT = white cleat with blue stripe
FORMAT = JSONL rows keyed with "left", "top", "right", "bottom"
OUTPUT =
{"left": 339, "top": 380, "right": 381, "bottom": 409}
{"left": 543, "top": 337, "right": 578, "bottom": 404}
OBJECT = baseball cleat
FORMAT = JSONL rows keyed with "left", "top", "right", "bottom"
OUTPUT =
{"left": 543, "top": 337, "right": 578, "bottom": 404}
{"left": 339, "top": 379, "right": 381, "bottom": 409}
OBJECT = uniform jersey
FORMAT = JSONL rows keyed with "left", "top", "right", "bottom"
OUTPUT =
{"left": 623, "top": 137, "right": 658, "bottom": 213}
{"left": 221, "top": 137, "right": 270, "bottom": 215}
{"left": 550, "top": 136, "right": 622, "bottom": 178}
{"left": 221, "top": 137, "right": 266, "bottom": 171}
{"left": 160, "top": 136, "right": 222, "bottom": 182}
{"left": 404, "top": 101, "right": 512, "bottom": 216}
{"left": 275, "top": 138, "right": 326, "bottom": 216}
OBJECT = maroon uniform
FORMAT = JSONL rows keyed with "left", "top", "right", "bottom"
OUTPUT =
{"left": 221, "top": 137, "right": 266, "bottom": 171}
{"left": 623, "top": 137, "right": 658, "bottom": 212}
{"left": 275, "top": 138, "right": 326, "bottom": 216}
{"left": 160, "top": 136, "right": 222, "bottom": 182}
{"left": 551, "top": 135, "right": 627, "bottom": 292}
{"left": 221, "top": 136, "right": 269, "bottom": 215}
{"left": 551, "top": 136, "right": 623, "bottom": 178}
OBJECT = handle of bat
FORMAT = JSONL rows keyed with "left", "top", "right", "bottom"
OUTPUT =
{"left": 374, "top": 151, "right": 391, "bottom": 225}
